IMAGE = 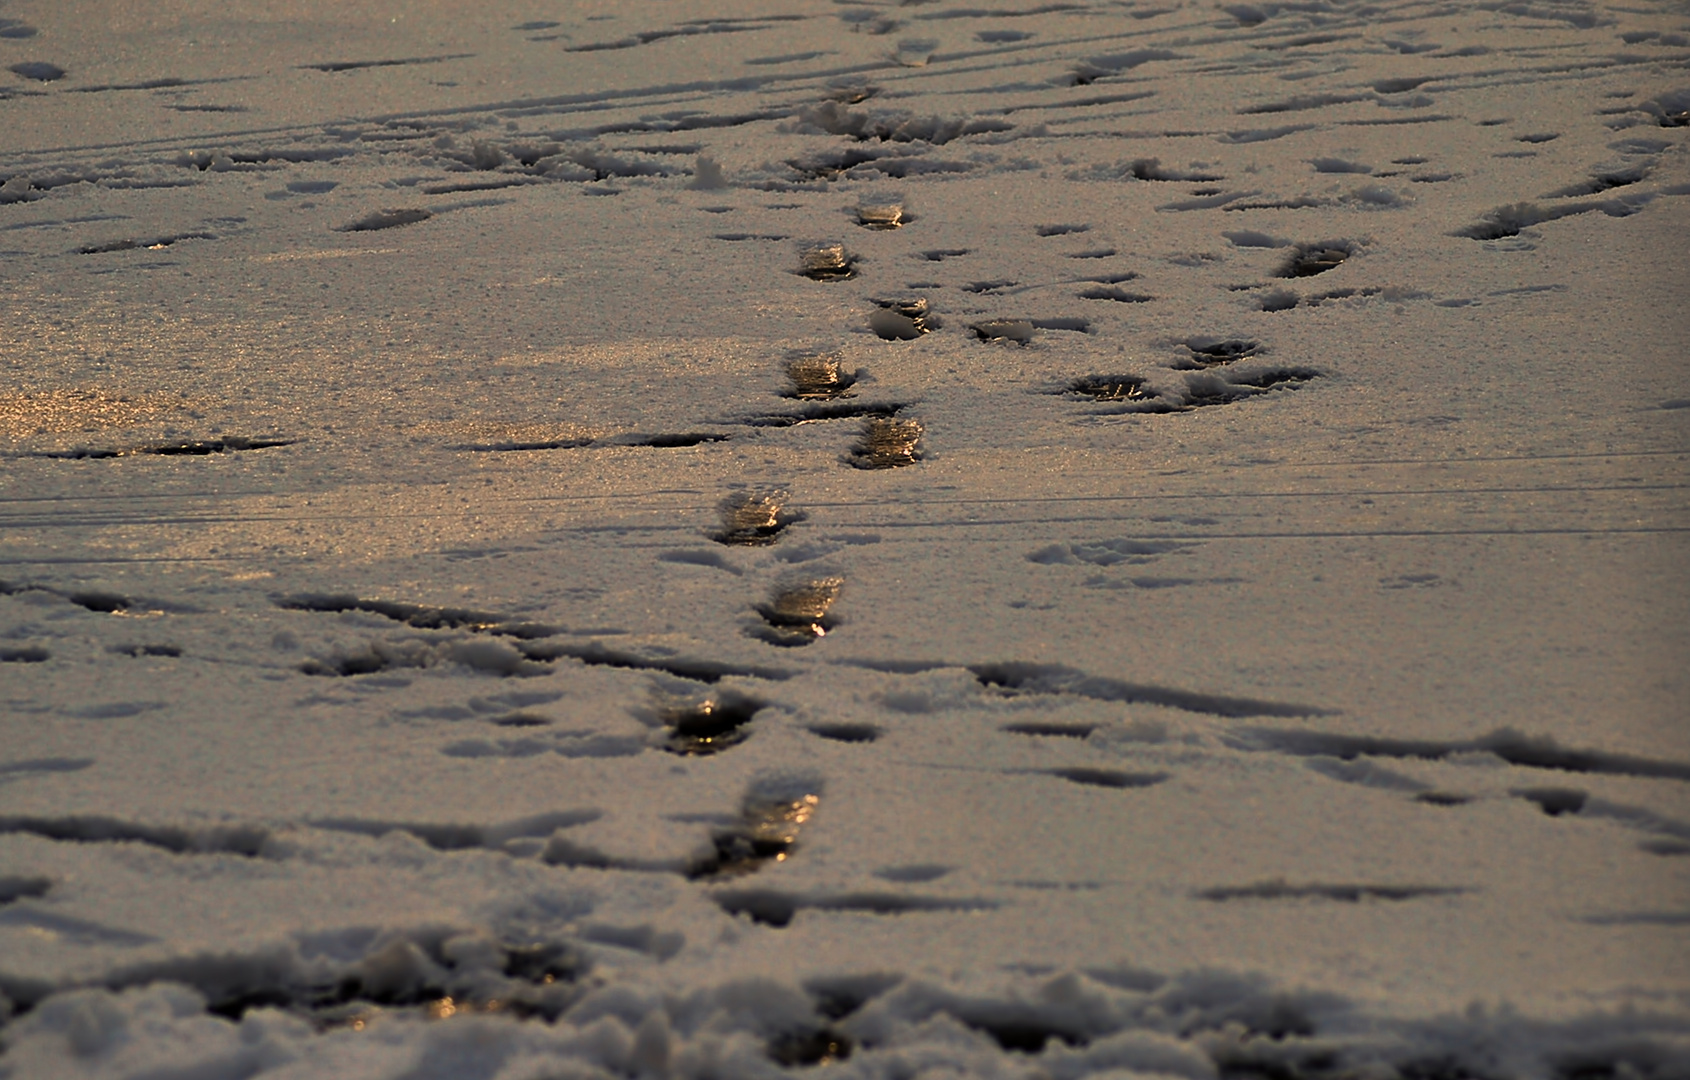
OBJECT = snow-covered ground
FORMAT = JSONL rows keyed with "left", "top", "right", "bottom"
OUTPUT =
{"left": 2, "top": 0, "right": 1688, "bottom": 1076}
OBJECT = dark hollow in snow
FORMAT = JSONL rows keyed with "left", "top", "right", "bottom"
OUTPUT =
{"left": 845, "top": 418, "right": 923, "bottom": 469}
{"left": 196, "top": 934, "right": 588, "bottom": 1028}
{"left": 37, "top": 437, "right": 296, "bottom": 459}
{"left": 337, "top": 208, "right": 432, "bottom": 232}
{"left": 659, "top": 692, "right": 766, "bottom": 756}
{"left": 66, "top": 590, "right": 129, "bottom": 613}
{"left": 1181, "top": 337, "right": 1261, "bottom": 366}
{"left": 1414, "top": 791, "right": 1474, "bottom": 806}
{"left": 0, "top": 815, "right": 268, "bottom": 857}
{"left": 0, "top": 876, "right": 52, "bottom": 905}
{"left": 301, "top": 54, "right": 474, "bottom": 73}
{"left": 490, "top": 713, "right": 550, "bottom": 727}
{"left": 1232, "top": 725, "right": 1690, "bottom": 781}
{"left": 1003, "top": 722, "right": 1100, "bottom": 739}
{"left": 868, "top": 297, "right": 936, "bottom": 339}
{"left": 111, "top": 643, "right": 182, "bottom": 658}
{"left": 75, "top": 232, "right": 216, "bottom": 255}
{"left": 1036, "top": 223, "right": 1091, "bottom": 236}
{"left": 1038, "top": 767, "right": 1169, "bottom": 789}
{"left": 622, "top": 432, "right": 731, "bottom": 448}
{"left": 0, "top": 646, "right": 48, "bottom": 663}
{"left": 1226, "top": 367, "right": 1321, "bottom": 389}
{"left": 712, "top": 887, "right": 996, "bottom": 927}
{"left": 769, "top": 1029, "right": 854, "bottom": 1067}
{"left": 1030, "top": 317, "right": 1091, "bottom": 332}
{"left": 1514, "top": 787, "right": 1588, "bottom": 816}
{"left": 809, "top": 722, "right": 881, "bottom": 743}
{"left": 740, "top": 401, "right": 906, "bottom": 428}
{"left": 520, "top": 639, "right": 795, "bottom": 684}
{"left": 8, "top": 61, "right": 64, "bottom": 81}
{"left": 1078, "top": 286, "right": 1155, "bottom": 303}
{"left": 1277, "top": 242, "right": 1354, "bottom": 277}
{"left": 274, "top": 592, "right": 506, "bottom": 632}
{"left": 971, "top": 319, "right": 1034, "bottom": 343}
{"left": 1196, "top": 881, "right": 1470, "bottom": 902}
{"left": 974, "top": 662, "right": 1333, "bottom": 718}
{"left": 1129, "top": 158, "right": 1224, "bottom": 182}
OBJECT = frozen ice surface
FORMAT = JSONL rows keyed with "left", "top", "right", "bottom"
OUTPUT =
{"left": 2, "top": 0, "right": 1689, "bottom": 1076}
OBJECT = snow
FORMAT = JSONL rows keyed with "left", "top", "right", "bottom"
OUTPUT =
{"left": 2, "top": 0, "right": 1689, "bottom": 1076}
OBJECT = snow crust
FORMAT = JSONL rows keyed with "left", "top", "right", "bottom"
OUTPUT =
{"left": 2, "top": 0, "right": 1688, "bottom": 1076}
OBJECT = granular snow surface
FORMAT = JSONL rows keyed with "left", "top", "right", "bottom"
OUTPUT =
{"left": 2, "top": 0, "right": 1688, "bottom": 1077}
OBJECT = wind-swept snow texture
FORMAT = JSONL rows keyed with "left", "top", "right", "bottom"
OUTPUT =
{"left": 3, "top": 0, "right": 1689, "bottom": 1076}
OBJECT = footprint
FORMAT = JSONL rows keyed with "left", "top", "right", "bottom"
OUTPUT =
{"left": 1056, "top": 375, "right": 1178, "bottom": 414}
{"left": 1276, "top": 241, "right": 1354, "bottom": 277}
{"left": 845, "top": 418, "right": 923, "bottom": 468}
{"left": 971, "top": 319, "right": 1034, "bottom": 343}
{"left": 855, "top": 202, "right": 906, "bottom": 229}
{"left": 752, "top": 577, "right": 844, "bottom": 645}
{"left": 798, "top": 242, "right": 858, "bottom": 281}
{"left": 1179, "top": 337, "right": 1260, "bottom": 367}
{"left": 869, "top": 298, "right": 936, "bottom": 339}
{"left": 783, "top": 351, "right": 858, "bottom": 399}
{"left": 690, "top": 775, "right": 823, "bottom": 879}
{"left": 1036, "top": 223, "right": 1090, "bottom": 236}
{"left": 712, "top": 490, "right": 800, "bottom": 546}
{"left": 655, "top": 689, "right": 767, "bottom": 756}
